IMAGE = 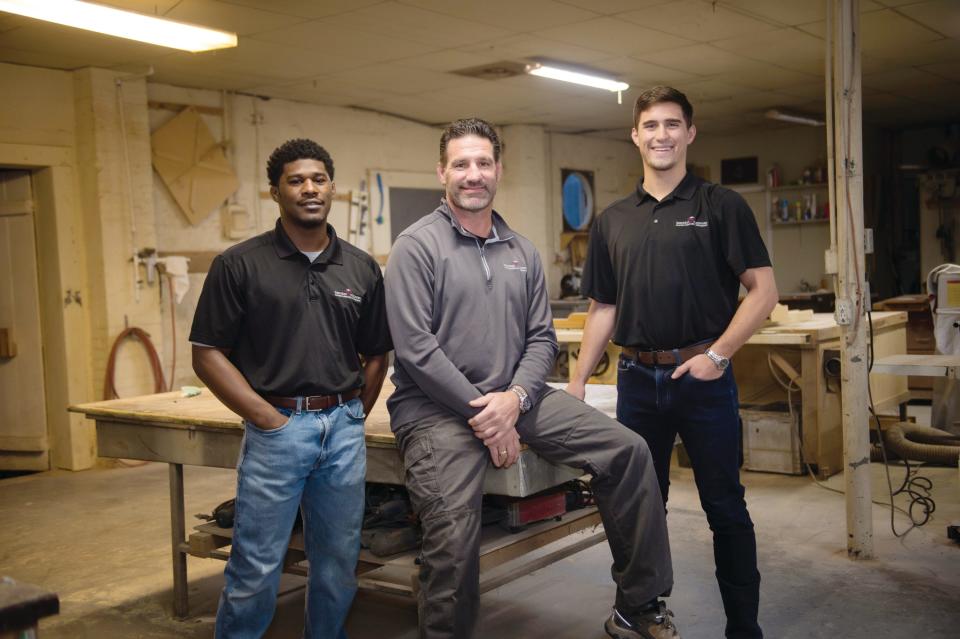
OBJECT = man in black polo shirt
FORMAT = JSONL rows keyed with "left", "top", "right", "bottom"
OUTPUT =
{"left": 568, "top": 87, "right": 778, "bottom": 639}
{"left": 190, "top": 138, "right": 391, "bottom": 639}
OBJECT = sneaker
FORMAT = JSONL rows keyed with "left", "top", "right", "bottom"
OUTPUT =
{"left": 604, "top": 603, "right": 681, "bottom": 639}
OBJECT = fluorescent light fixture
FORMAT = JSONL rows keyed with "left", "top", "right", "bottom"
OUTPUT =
{"left": 526, "top": 63, "right": 629, "bottom": 93}
{"left": 0, "top": 0, "right": 237, "bottom": 52}
{"left": 765, "top": 109, "right": 824, "bottom": 127}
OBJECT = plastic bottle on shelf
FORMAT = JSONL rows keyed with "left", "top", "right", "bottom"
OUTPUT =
{"left": 767, "top": 164, "right": 781, "bottom": 188}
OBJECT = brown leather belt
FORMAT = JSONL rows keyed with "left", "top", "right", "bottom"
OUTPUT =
{"left": 621, "top": 342, "right": 712, "bottom": 367}
{"left": 264, "top": 388, "right": 361, "bottom": 411}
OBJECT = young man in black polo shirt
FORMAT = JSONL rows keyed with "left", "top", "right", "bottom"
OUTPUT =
{"left": 190, "top": 139, "right": 391, "bottom": 639}
{"left": 568, "top": 87, "right": 778, "bottom": 639}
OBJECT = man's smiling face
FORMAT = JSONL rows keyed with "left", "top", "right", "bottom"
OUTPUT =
{"left": 437, "top": 134, "right": 502, "bottom": 214}
{"left": 631, "top": 101, "right": 697, "bottom": 174}
{"left": 272, "top": 158, "right": 335, "bottom": 229}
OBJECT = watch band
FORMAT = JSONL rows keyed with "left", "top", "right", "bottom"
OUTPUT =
{"left": 509, "top": 385, "right": 531, "bottom": 413}
{"left": 705, "top": 349, "right": 729, "bottom": 371}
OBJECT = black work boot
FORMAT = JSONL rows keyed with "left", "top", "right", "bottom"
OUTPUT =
{"left": 604, "top": 602, "right": 681, "bottom": 639}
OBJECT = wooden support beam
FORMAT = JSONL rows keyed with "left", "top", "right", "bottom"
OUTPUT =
{"left": 831, "top": 0, "right": 874, "bottom": 559}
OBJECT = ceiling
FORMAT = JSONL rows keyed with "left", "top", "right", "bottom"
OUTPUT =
{"left": 0, "top": 0, "right": 958, "bottom": 135}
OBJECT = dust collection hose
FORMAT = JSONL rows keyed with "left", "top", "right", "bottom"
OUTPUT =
{"left": 872, "top": 421, "right": 960, "bottom": 467}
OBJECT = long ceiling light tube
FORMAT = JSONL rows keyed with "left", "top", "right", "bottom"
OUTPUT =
{"left": 526, "top": 63, "right": 629, "bottom": 93}
{"left": 765, "top": 109, "right": 825, "bottom": 127}
{"left": 0, "top": 0, "right": 237, "bottom": 52}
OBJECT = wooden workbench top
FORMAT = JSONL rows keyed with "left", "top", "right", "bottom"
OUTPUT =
{"left": 70, "top": 383, "right": 397, "bottom": 446}
{"left": 752, "top": 311, "right": 906, "bottom": 344}
{"left": 557, "top": 311, "right": 907, "bottom": 347}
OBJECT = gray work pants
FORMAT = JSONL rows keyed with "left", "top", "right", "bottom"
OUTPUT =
{"left": 394, "top": 388, "right": 673, "bottom": 639}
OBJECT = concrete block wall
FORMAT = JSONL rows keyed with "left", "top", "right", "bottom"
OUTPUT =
{"left": 498, "top": 124, "right": 551, "bottom": 286}
{"left": 147, "top": 84, "right": 445, "bottom": 389}
{"left": 74, "top": 69, "right": 163, "bottom": 400}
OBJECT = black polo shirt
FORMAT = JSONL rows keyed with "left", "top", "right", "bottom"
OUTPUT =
{"left": 189, "top": 220, "right": 392, "bottom": 396}
{"left": 581, "top": 173, "right": 770, "bottom": 349}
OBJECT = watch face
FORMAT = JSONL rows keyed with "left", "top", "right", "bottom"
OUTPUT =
{"left": 511, "top": 386, "right": 530, "bottom": 412}
{"left": 708, "top": 350, "right": 729, "bottom": 370}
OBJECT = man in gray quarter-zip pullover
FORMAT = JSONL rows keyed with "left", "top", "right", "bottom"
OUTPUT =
{"left": 384, "top": 118, "right": 681, "bottom": 639}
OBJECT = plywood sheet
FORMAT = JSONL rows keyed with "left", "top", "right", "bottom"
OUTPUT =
{"left": 151, "top": 107, "right": 238, "bottom": 226}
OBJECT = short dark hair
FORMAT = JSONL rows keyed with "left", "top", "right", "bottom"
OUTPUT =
{"left": 439, "top": 118, "right": 502, "bottom": 165}
{"left": 266, "top": 138, "right": 334, "bottom": 186}
{"left": 633, "top": 86, "right": 694, "bottom": 128}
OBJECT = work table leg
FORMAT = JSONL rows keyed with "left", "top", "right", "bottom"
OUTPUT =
{"left": 169, "top": 462, "right": 188, "bottom": 619}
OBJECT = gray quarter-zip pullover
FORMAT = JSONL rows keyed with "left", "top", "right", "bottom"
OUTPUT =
{"left": 384, "top": 200, "right": 558, "bottom": 430}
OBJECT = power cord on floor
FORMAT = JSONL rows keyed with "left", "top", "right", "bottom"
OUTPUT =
{"left": 867, "top": 312, "right": 936, "bottom": 538}
{"left": 765, "top": 350, "right": 925, "bottom": 529}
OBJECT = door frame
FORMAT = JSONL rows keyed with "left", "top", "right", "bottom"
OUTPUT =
{"left": 0, "top": 143, "right": 96, "bottom": 470}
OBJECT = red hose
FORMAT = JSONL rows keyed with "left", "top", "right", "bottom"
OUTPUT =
{"left": 102, "top": 326, "right": 166, "bottom": 400}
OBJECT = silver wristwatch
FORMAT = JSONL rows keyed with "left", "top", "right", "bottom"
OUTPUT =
{"left": 509, "top": 385, "right": 531, "bottom": 413}
{"left": 705, "top": 349, "right": 730, "bottom": 371}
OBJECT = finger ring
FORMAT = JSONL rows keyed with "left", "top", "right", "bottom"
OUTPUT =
{"left": 498, "top": 449, "right": 506, "bottom": 456}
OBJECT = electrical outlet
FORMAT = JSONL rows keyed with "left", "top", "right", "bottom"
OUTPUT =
{"left": 835, "top": 298, "right": 852, "bottom": 325}
{"left": 824, "top": 247, "right": 838, "bottom": 275}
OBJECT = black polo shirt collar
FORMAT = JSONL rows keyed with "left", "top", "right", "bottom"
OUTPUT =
{"left": 272, "top": 218, "right": 343, "bottom": 265}
{"left": 635, "top": 171, "right": 700, "bottom": 206}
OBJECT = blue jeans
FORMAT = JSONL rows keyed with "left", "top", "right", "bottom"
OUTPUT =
{"left": 215, "top": 398, "right": 367, "bottom": 639}
{"left": 617, "top": 358, "right": 762, "bottom": 639}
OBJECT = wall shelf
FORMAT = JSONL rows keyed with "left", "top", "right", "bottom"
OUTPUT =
{"left": 769, "top": 183, "right": 828, "bottom": 193}
{"left": 771, "top": 218, "right": 830, "bottom": 227}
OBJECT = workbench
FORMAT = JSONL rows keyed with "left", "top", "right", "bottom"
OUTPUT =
{"left": 870, "top": 354, "right": 960, "bottom": 379}
{"left": 69, "top": 383, "right": 605, "bottom": 619}
{"left": 557, "top": 312, "right": 910, "bottom": 478}
{"left": 874, "top": 294, "right": 937, "bottom": 399}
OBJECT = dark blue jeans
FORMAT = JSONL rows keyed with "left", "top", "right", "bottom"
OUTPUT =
{"left": 617, "top": 357, "right": 762, "bottom": 639}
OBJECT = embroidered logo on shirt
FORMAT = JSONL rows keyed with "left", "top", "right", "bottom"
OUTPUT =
{"left": 333, "top": 288, "right": 362, "bottom": 303}
{"left": 503, "top": 259, "right": 528, "bottom": 272}
{"left": 675, "top": 215, "right": 708, "bottom": 228}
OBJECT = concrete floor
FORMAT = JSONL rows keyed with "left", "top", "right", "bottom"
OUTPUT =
{"left": 2, "top": 446, "right": 958, "bottom": 637}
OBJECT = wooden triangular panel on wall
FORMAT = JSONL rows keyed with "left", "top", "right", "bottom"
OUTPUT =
{"left": 151, "top": 107, "right": 239, "bottom": 226}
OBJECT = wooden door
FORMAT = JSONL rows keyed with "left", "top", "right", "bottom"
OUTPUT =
{"left": 0, "top": 169, "right": 49, "bottom": 470}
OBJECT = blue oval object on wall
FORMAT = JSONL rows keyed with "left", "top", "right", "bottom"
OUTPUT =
{"left": 562, "top": 172, "right": 593, "bottom": 231}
